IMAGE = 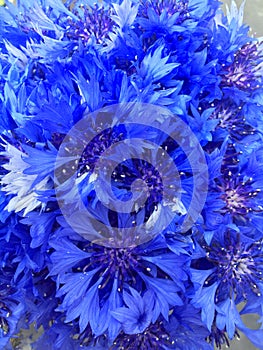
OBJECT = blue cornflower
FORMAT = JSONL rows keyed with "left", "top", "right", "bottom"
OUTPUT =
{"left": 215, "top": 145, "right": 263, "bottom": 233}
{"left": 202, "top": 140, "right": 263, "bottom": 239}
{"left": 191, "top": 227, "right": 263, "bottom": 348}
{"left": 49, "top": 224, "right": 189, "bottom": 339}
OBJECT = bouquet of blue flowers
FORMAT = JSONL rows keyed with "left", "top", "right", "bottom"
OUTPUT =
{"left": 0, "top": 0, "right": 263, "bottom": 349}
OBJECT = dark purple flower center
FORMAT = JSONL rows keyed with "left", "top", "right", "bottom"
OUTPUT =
{"left": 111, "top": 320, "right": 173, "bottom": 350}
{"left": 220, "top": 176, "right": 261, "bottom": 217}
{"left": 140, "top": 0, "right": 190, "bottom": 23}
{"left": 221, "top": 42, "right": 262, "bottom": 91}
{"left": 78, "top": 126, "right": 126, "bottom": 176}
{"left": 66, "top": 5, "right": 114, "bottom": 45}
{"left": 81, "top": 245, "right": 140, "bottom": 291}
{"left": 204, "top": 235, "right": 263, "bottom": 298}
{"left": 112, "top": 159, "right": 164, "bottom": 205}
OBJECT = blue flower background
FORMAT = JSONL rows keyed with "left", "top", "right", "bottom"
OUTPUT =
{"left": 0, "top": 0, "right": 263, "bottom": 349}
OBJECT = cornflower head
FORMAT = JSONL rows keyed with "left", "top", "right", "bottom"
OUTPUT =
{"left": 221, "top": 42, "right": 263, "bottom": 93}
{"left": 191, "top": 227, "right": 263, "bottom": 349}
{"left": 209, "top": 144, "right": 263, "bottom": 235}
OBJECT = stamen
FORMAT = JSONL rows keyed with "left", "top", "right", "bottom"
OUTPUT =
{"left": 221, "top": 42, "right": 263, "bottom": 91}
{"left": 203, "top": 233, "right": 263, "bottom": 298}
{"left": 67, "top": 4, "right": 113, "bottom": 45}
{"left": 140, "top": 0, "right": 190, "bottom": 23}
{"left": 111, "top": 320, "right": 174, "bottom": 349}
